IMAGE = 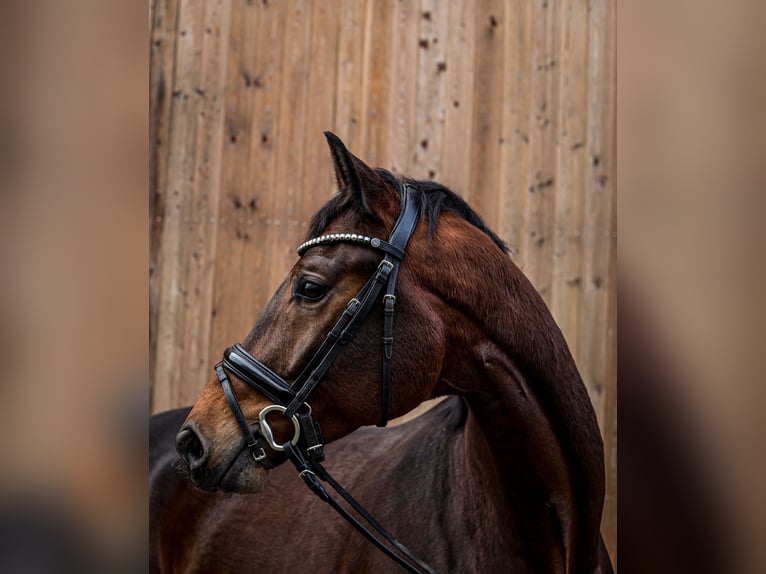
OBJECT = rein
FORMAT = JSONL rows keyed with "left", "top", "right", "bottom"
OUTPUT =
{"left": 214, "top": 185, "right": 437, "bottom": 574}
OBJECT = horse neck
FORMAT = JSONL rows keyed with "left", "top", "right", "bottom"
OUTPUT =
{"left": 454, "top": 356, "right": 583, "bottom": 573}
{"left": 421, "top": 228, "right": 605, "bottom": 573}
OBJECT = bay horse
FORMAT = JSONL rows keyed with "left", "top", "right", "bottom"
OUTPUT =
{"left": 150, "top": 132, "right": 614, "bottom": 573}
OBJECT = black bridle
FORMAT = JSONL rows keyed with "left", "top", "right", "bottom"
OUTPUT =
{"left": 214, "top": 185, "right": 437, "bottom": 574}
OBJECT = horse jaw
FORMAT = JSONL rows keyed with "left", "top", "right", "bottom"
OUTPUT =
{"left": 205, "top": 445, "right": 271, "bottom": 494}
{"left": 219, "top": 460, "right": 269, "bottom": 494}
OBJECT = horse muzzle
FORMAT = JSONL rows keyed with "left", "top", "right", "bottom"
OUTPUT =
{"left": 175, "top": 411, "right": 301, "bottom": 492}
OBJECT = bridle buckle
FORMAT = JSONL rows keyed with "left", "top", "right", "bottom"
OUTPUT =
{"left": 250, "top": 446, "right": 267, "bottom": 463}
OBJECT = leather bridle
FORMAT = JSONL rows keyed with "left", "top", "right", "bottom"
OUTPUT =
{"left": 214, "top": 184, "right": 437, "bottom": 574}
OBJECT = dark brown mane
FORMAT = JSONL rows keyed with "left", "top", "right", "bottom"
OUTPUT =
{"left": 307, "top": 168, "right": 509, "bottom": 255}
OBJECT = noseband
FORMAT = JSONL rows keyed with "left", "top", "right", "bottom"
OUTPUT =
{"left": 213, "top": 185, "right": 436, "bottom": 574}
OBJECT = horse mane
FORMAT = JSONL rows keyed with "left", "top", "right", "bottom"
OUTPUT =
{"left": 307, "top": 168, "right": 509, "bottom": 255}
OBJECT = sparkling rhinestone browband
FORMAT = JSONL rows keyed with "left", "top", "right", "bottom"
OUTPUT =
{"left": 296, "top": 233, "right": 383, "bottom": 256}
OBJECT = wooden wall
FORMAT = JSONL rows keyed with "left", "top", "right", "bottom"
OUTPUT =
{"left": 150, "top": 0, "right": 616, "bottom": 564}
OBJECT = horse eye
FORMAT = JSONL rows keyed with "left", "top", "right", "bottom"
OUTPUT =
{"left": 297, "top": 279, "right": 327, "bottom": 302}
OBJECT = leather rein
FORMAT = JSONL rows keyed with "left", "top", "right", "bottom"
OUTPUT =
{"left": 214, "top": 185, "right": 437, "bottom": 574}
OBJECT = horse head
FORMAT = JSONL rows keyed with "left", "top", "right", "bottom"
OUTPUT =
{"left": 176, "top": 132, "right": 469, "bottom": 493}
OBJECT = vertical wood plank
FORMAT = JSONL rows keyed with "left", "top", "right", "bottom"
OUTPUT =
{"left": 149, "top": 0, "right": 179, "bottom": 408}
{"left": 441, "top": 0, "right": 476, "bottom": 196}
{"left": 549, "top": 0, "right": 590, "bottom": 357}
{"left": 207, "top": 0, "right": 263, "bottom": 362}
{"left": 152, "top": 0, "right": 232, "bottom": 411}
{"left": 302, "top": 0, "right": 340, "bottom": 221}
{"left": 334, "top": 0, "right": 369, "bottom": 151}
{"left": 207, "top": 0, "right": 291, "bottom": 364}
{"left": 579, "top": 0, "right": 616, "bottom": 438}
{"left": 268, "top": 0, "right": 314, "bottom": 288}
{"left": 498, "top": 0, "right": 532, "bottom": 259}
{"left": 469, "top": 0, "right": 505, "bottom": 231}
{"left": 387, "top": 0, "right": 421, "bottom": 174}
{"left": 519, "top": 0, "right": 562, "bottom": 303}
{"left": 358, "top": 0, "right": 393, "bottom": 166}
{"left": 150, "top": 0, "right": 178, "bottom": 216}
{"left": 579, "top": 0, "right": 617, "bottom": 561}
{"left": 412, "top": 0, "right": 448, "bottom": 181}
{"left": 236, "top": 0, "right": 290, "bottom": 334}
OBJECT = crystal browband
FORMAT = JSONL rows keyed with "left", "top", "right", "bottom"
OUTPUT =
{"left": 297, "top": 233, "right": 381, "bottom": 256}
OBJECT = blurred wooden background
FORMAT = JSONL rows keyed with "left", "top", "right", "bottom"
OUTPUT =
{"left": 150, "top": 0, "right": 615, "bottom": 564}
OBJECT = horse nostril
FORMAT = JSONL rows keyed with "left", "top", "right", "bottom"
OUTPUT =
{"left": 176, "top": 425, "right": 208, "bottom": 469}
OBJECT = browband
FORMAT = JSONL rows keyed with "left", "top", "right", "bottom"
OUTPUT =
{"left": 297, "top": 234, "right": 406, "bottom": 260}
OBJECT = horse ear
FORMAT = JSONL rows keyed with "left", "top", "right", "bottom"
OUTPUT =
{"left": 324, "top": 131, "right": 382, "bottom": 216}
{"left": 324, "top": 131, "right": 361, "bottom": 191}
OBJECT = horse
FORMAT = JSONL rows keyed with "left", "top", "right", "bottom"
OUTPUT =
{"left": 150, "top": 132, "right": 614, "bottom": 574}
